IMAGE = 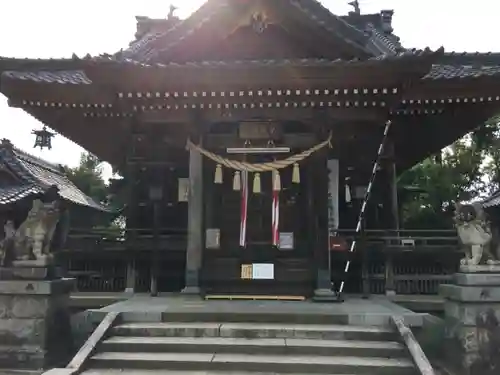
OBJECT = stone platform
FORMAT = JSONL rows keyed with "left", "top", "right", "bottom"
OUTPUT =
{"left": 0, "top": 278, "right": 74, "bottom": 373}
{"left": 87, "top": 294, "right": 426, "bottom": 327}
{"left": 440, "top": 265, "right": 500, "bottom": 375}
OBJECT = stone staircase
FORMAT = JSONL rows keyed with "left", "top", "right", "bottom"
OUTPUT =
{"left": 79, "top": 315, "right": 421, "bottom": 375}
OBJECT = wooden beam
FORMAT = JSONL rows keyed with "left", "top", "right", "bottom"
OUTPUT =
{"left": 139, "top": 106, "right": 386, "bottom": 124}
{"left": 85, "top": 60, "right": 424, "bottom": 92}
{"left": 205, "top": 133, "right": 317, "bottom": 149}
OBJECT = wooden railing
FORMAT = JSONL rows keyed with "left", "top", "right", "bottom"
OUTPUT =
{"left": 57, "top": 228, "right": 460, "bottom": 295}
{"left": 331, "top": 229, "right": 460, "bottom": 295}
{"left": 63, "top": 227, "right": 187, "bottom": 252}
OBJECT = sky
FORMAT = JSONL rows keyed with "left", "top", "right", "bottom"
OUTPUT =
{"left": 0, "top": 0, "right": 499, "bottom": 179}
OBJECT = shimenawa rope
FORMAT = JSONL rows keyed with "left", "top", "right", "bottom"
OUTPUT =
{"left": 186, "top": 132, "right": 332, "bottom": 173}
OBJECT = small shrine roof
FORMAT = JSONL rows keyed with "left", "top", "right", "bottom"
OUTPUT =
{"left": 0, "top": 139, "right": 110, "bottom": 210}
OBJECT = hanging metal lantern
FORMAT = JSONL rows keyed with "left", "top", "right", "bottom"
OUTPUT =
{"left": 32, "top": 126, "right": 55, "bottom": 150}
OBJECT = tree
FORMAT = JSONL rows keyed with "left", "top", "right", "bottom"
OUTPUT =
{"left": 64, "top": 152, "right": 124, "bottom": 236}
{"left": 399, "top": 117, "right": 500, "bottom": 229}
{"left": 65, "top": 153, "right": 108, "bottom": 205}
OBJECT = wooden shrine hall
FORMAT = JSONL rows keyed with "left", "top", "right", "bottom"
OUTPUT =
{"left": 1, "top": 0, "right": 500, "bottom": 299}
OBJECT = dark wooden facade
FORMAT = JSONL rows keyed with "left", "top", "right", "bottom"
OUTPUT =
{"left": 1, "top": 1, "right": 500, "bottom": 297}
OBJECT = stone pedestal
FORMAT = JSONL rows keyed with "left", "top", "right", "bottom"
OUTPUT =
{"left": 0, "top": 270, "right": 75, "bottom": 373}
{"left": 313, "top": 269, "right": 343, "bottom": 302}
{"left": 440, "top": 265, "right": 500, "bottom": 375}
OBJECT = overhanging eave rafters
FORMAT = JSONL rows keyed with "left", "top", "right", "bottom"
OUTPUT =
{"left": 394, "top": 106, "right": 500, "bottom": 172}
{"left": 24, "top": 107, "right": 127, "bottom": 166}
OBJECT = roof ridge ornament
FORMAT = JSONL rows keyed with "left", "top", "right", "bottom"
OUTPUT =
{"left": 251, "top": 13, "right": 268, "bottom": 34}
{"left": 348, "top": 0, "right": 360, "bottom": 15}
{"left": 168, "top": 4, "right": 177, "bottom": 20}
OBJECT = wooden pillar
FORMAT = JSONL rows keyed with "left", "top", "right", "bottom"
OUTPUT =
{"left": 385, "top": 141, "right": 398, "bottom": 295}
{"left": 182, "top": 144, "right": 204, "bottom": 294}
{"left": 390, "top": 159, "right": 400, "bottom": 230}
{"left": 387, "top": 141, "right": 400, "bottom": 230}
{"left": 124, "top": 122, "right": 139, "bottom": 294}
{"left": 124, "top": 165, "right": 137, "bottom": 293}
{"left": 150, "top": 195, "right": 161, "bottom": 296}
{"left": 360, "top": 220, "right": 370, "bottom": 297}
{"left": 312, "top": 151, "right": 339, "bottom": 301}
{"left": 125, "top": 260, "right": 136, "bottom": 294}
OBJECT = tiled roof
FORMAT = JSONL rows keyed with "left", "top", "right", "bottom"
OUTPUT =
{"left": 0, "top": 184, "right": 44, "bottom": 205}
{"left": 0, "top": 141, "right": 109, "bottom": 210}
{"left": 289, "top": 0, "right": 370, "bottom": 52}
{"left": 0, "top": 49, "right": 442, "bottom": 85}
{"left": 482, "top": 191, "right": 500, "bottom": 208}
{"left": 1, "top": 70, "right": 91, "bottom": 84}
{"left": 103, "top": 48, "right": 442, "bottom": 67}
{"left": 439, "top": 52, "right": 500, "bottom": 66}
{"left": 121, "top": 0, "right": 225, "bottom": 62}
{"left": 134, "top": 15, "right": 181, "bottom": 40}
{"left": 423, "top": 64, "right": 500, "bottom": 80}
{"left": 119, "top": 0, "right": 380, "bottom": 63}
{"left": 364, "top": 25, "right": 402, "bottom": 56}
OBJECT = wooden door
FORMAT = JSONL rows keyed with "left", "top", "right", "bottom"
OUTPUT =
{"left": 202, "top": 163, "right": 314, "bottom": 296}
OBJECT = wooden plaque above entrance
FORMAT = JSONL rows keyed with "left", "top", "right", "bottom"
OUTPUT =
{"left": 239, "top": 121, "right": 282, "bottom": 140}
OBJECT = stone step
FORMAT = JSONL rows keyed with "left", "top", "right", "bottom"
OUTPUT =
{"left": 101, "top": 336, "right": 406, "bottom": 357}
{"left": 122, "top": 310, "right": 358, "bottom": 325}
{"left": 89, "top": 352, "right": 416, "bottom": 375}
{"left": 82, "top": 370, "right": 360, "bottom": 375}
{"left": 110, "top": 322, "right": 396, "bottom": 341}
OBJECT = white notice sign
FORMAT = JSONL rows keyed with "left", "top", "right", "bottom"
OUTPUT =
{"left": 252, "top": 263, "right": 274, "bottom": 280}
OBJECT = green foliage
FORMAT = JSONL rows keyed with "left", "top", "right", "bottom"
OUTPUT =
{"left": 399, "top": 116, "right": 500, "bottom": 229}
{"left": 64, "top": 152, "right": 124, "bottom": 230}
{"left": 65, "top": 153, "right": 108, "bottom": 204}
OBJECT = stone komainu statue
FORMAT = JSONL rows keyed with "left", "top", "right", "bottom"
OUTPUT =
{"left": 454, "top": 202, "right": 500, "bottom": 266}
{"left": 0, "top": 198, "right": 61, "bottom": 265}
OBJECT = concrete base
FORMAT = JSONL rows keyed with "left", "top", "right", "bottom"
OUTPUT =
{"left": 440, "top": 269, "right": 500, "bottom": 375}
{"left": 181, "top": 286, "right": 201, "bottom": 295}
{"left": 312, "top": 288, "right": 344, "bottom": 303}
{"left": 0, "top": 278, "right": 75, "bottom": 372}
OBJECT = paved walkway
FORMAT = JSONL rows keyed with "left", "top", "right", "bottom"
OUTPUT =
{"left": 94, "top": 294, "right": 426, "bottom": 327}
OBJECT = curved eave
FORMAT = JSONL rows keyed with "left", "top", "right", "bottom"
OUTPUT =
{"left": 394, "top": 105, "right": 500, "bottom": 172}
{"left": 402, "top": 65, "right": 500, "bottom": 103}
{"left": 20, "top": 107, "right": 126, "bottom": 167}
{"left": 0, "top": 50, "right": 441, "bottom": 102}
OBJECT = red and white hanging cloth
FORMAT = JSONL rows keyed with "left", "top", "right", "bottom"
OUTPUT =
{"left": 272, "top": 171, "right": 280, "bottom": 247}
{"left": 239, "top": 170, "right": 249, "bottom": 247}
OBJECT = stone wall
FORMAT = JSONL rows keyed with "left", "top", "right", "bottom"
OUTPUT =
{"left": 441, "top": 267, "right": 500, "bottom": 375}
{"left": 0, "top": 279, "right": 74, "bottom": 372}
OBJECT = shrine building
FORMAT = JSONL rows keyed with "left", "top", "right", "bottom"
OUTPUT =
{"left": 1, "top": 0, "right": 500, "bottom": 299}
